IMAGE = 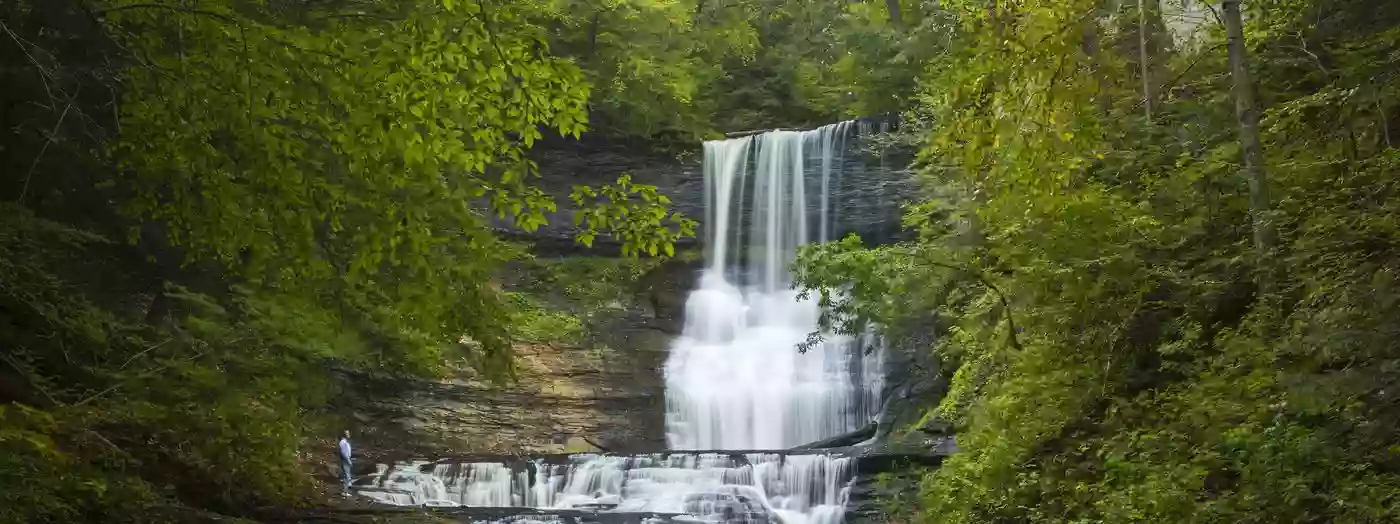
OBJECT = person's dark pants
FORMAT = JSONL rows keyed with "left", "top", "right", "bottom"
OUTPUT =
{"left": 340, "top": 458, "right": 353, "bottom": 492}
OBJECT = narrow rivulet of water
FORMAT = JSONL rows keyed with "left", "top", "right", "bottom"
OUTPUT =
{"left": 356, "top": 123, "right": 885, "bottom": 524}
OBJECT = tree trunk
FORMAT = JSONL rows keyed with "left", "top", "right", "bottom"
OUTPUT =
{"left": 1137, "top": 0, "right": 1155, "bottom": 119}
{"left": 588, "top": 12, "right": 601, "bottom": 57}
{"left": 1377, "top": 97, "right": 1392, "bottom": 149}
{"left": 884, "top": 0, "right": 903, "bottom": 28}
{"left": 1081, "top": 12, "right": 1111, "bottom": 117}
{"left": 1223, "top": 0, "right": 1276, "bottom": 287}
{"left": 144, "top": 279, "right": 173, "bottom": 326}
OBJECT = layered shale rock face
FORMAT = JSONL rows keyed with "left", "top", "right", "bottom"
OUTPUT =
{"left": 325, "top": 123, "right": 944, "bottom": 472}
{"left": 506, "top": 125, "right": 916, "bottom": 248}
{"left": 311, "top": 127, "right": 958, "bottom": 524}
{"left": 335, "top": 127, "right": 919, "bottom": 460}
{"left": 332, "top": 255, "right": 700, "bottom": 462}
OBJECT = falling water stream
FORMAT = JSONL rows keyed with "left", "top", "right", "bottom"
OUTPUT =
{"left": 666, "top": 121, "right": 884, "bottom": 450}
{"left": 355, "top": 123, "right": 885, "bottom": 524}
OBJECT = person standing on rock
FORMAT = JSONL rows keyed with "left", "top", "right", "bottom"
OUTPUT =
{"left": 337, "top": 430, "right": 353, "bottom": 495}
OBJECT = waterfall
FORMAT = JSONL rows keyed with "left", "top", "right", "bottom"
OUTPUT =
{"left": 353, "top": 122, "right": 885, "bottom": 524}
{"left": 665, "top": 122, "right": 885, "bottom": 450}
{"left": 357, "top": 453, "right": 854, "bottom": 524}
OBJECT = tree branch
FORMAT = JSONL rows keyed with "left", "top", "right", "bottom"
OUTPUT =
{"left": 1129, "top": 43, "right": 1225, "bottom": 114}
{"left": 116, "top": 337, "right": 175, "bottom": 371}
{"left": 96, "top": 3, "right": 239, "bottom": 24}
{"left": 19, "top": 98, "right": 75, "bottom": 204}
{"left": 581, "top": 436, "right": 611, "bottom": 452}
{"left": 0, "top": 19, "right": 62, "bottom": 116}
{"left": 926, "top": 261, "right": 1025, "bottom": 352}
{"left": 74, "top": 348, "right": 211, "bottom": 407}
{"left": 0, "top": 352, "right": 62, "bottom": 407}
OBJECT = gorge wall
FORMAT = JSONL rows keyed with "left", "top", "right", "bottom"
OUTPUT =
{"left": 329, "top": 253, "right": 697, "bottom": 463}
{"left": 504, "top": 124, "right": 917, "bottom": 247}
{"left": 328, "top": 124, "right": 929, "bottom": 466}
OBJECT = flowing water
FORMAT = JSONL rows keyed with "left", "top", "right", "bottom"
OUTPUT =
{"left": 665, "top": 121, "right": 884, "bottom": 451}
{"left": 356, "top": 452, "right": 852, "bottom": 524}
{"left": 354, "top": 123, "right": 884, "bottom": 524}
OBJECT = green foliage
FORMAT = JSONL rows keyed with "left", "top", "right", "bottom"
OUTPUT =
{"left": 867, "top": 468, "right": 935, "bottom": 524}
{"left": 794, "top": 1, "right": 1400, "bottom": 522}
{"left": 100, "top": 0, "right": 601, "bottom": 378}
{"left": 537, "top": 0, "right": 757, "bottom": 140}
{"left": 502, "top": 252, "right": 673, "bottom": 348}
{"left": 698, "top": 0, "right": 957, "bottom": 131}
{"left": 505, "top": 292, "right": 585, "bottom": 344}
{"left": 525, "top": 0, "right": 957, "bottom": 139}
{"left": 571, "top": 173, "right": 697, "bottom": 257}
{"left": 0, "top": 205, "right": 331, "bottom": 520}
{"left": 513, "top": 254, "right": 667, "bottom": 308}
{"left": 1, "top": 0, "right": 700, "bottom": 521}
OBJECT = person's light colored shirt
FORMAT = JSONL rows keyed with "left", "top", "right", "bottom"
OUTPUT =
{"left": 339, "top": 437, "right": 351, "bottom": 461}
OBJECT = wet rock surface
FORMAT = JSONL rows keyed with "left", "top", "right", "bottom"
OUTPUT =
{"left": 329, "top": 255, "right": 702, "bottom": 462}
{"left": 319, "top": 445, "right": 948, "bottom": 523}
{"left": 872, "top": 315, "right": 949, "bottom": 446}
{"left": 270, "top": 506, "right": 693, "bottom": 524}
{"left": 836, "top": 312, "right": 952, "bottom": 523}
{"left": 500, "top": 127, "right": 916, "bottom": 248}
{"left": 310, "top": 126, "right": 942, "bottom": 523}
{"left": 332, "top": 342, "right": 659, "bottom": 460}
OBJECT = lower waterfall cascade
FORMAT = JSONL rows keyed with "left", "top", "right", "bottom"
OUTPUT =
{"left": 356, "top": 453, "right": 853, "bottom": 524}
{"left": 353, "top": 121, "right": 888, "bottom": 524}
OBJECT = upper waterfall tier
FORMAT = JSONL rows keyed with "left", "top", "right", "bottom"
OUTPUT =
{"left": 491, "top": 117, "right": 912, "bottom": 251}
{"left": 664, "top": 122, "right": 886, "bottom": 451}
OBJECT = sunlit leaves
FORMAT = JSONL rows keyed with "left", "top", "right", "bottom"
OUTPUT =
{"left": 538, "top": 0, "right": 756, "bottom": 139}
{"left": 569, "top": 174, "right": 697, "bottom": 257}
{"left": 97, "top": 0, "right": 599, "bottom": 376}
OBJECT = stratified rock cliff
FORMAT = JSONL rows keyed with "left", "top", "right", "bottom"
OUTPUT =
{"left": 323, "top": 128, "right": 923, "bottom": 461}
{"left": 328, "top": 253, "right": 698, "bottom": 462}
{"left": 497, "top": 127, "right": 916, "bottom": 247}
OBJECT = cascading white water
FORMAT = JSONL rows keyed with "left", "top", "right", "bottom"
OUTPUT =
{"left": 356, "top": 453, "right": 853, "bottom": 524}
{"left": 665, "top": 122, "right": 885, "bottom": 450}
{"left": 352, "top": 122, "right": 886, "bottom": 524}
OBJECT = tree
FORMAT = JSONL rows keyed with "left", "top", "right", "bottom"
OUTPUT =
{"left": 1222, "top": 0, "right": 1275, "bottom": 287}
{"left": 537, "top": 0, "right": 758, "bottom": 141}
{"left": 1138, "top": 0, "right": 1156, "bottom": 119}
{"left": 793, "top": 0, "right": 1400, "bottom": 521}
{"left": 98, "top": 0, "right": 696, "bottom": 375}
{"left": 0, "top": 0, "right": 701, "bottom": 519}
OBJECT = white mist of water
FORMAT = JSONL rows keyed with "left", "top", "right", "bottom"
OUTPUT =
{"left": 664, "top": 122, "right": 885, "bottom": 451}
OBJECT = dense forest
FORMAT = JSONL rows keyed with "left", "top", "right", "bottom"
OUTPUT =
{"left": 794, "top": 0, "right": 1400, "bottom": 522}
{"left": 2, "top": 0, "right": 1398, "bottom": 522}
{"left": 0, "top": 0, "right": 899, "bottom": 520}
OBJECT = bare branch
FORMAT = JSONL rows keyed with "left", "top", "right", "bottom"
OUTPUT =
{"left": 0, "top": 20, "right": 59, "bottom": 108}
{"left": 0, "top": 351, "right": 62, "bottom": 407}
{"left": 1129, "top": 43, "right": 1225, "bottom": 114}
{"left": 19, "top": 99, "right": 75, "bottom": 203}
{"left": 96, "top": 3, "right": 240, "bottom": 24}
{"left": 74, "top": 349, "right": 211, "bottom": 407}
{"left": 116, "top": 337, "right": 176, "bottom": 371}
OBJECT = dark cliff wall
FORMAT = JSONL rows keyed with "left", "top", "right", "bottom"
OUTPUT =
{"left": 503, "top": 126, "right": 918, "bottom": 249}
{"left": 331, "top": 255, "right": 699, "bottom": 460}
{"left": 334, "top": 127, "right": 920, "bottom": 460}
